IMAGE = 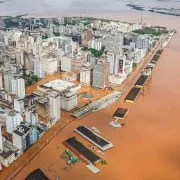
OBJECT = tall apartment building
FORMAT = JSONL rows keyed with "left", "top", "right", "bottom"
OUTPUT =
{"left": 0, "top": 72, "right": 3, "bottom": 89}
{"left": 25, "top": 110, "right": 38, "bottom": 125}
{"left": 12, "top": 78, "right": 25, "bottom": 99}
{"left": 0, "top": 17, "right": 5, "bottom": 29}
{"left": 136, "top": 36, "right": 149, "bottom": 50}
{"left": 72, "top": 34, "right": 82, "bottom": 45}
{"left": 106, "top": 53, "right": 126, "bottom": 76}
{"left": 60, "top": 91, "right": 77, "bottom": 111}
{"left": 71, "top": 57, "right": 85, "bottom": 76}
{"left": 6, "top": 111, "right": 23, "bottom": 134}
{"left": 64, "top": 17, "right": 73, "bottom": 24}
{"left": 14, "top": 98, "right": 24, "bottom": 113}
{"left": 59, "top": 36, "right": 72, "bottom": 55}
{"left": 80, "top": 62, "right": 93, "bottom": 85}
{"left": 102, "top": 34, "right": 123, "bottom": 52}
{"left": 56, "top": 17, "right": 65, "bottom": 24}
{"left": 92, "top": 59, "right": 109, "bottom": 89}
{"left": 61, "top": 56, "right": 72, "bottom": 72}
{"left": 88, "top": 39, "right": 102, "bottom": 50}
{"left": 12, "top": 124, "right": 37, "bottom": 151}
{"left": 46, "top": 23, "right": 53, "bottom": 37}
{"left": 42, "top": 55, "right": 58, "bottom": 75}
{"left": 48, "top": 91, "right": 60, "bottom": 124}
{"left": 0, "top": 124, "right": 3, "bottom": 152}
{"left": 4, "top": 70, "right": 14, "bottom": 92}
{"left": 33, "top": 56, "right": 44, "bottom": 78}
{"left": 84, "top": 30, "right": 93, "bottom": 41}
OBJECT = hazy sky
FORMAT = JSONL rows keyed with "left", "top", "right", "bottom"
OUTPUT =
{"left": 0, "top": 0, "right": 180, "bottom": 16}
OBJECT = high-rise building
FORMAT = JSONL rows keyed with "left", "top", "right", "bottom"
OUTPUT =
{"left": 48, "top": 91, "right": 60, "bottom": 124}
{"left": 102, "top": 34, "right": 123, "bottom": 52}
{"left": 64, "top": 17, "right": 72, "bottom": 24}
{"left": 92, "top": 59, "right": 109, "bottom": 89}
{"left": 61, "top": 56, "right": 72, "bottom": 72}
{"left": 80, "top": 62, "right": 93, "bottom": 85}
{"left": 12, "top": 78, "right": 25, "bottom": 99}
{"left": 59, "top": 36, "right": 73, "bottom": 55}
{"left": 33, "top": 56, "right": 44, "bottom": 78}
{"left": 0, "top": 71, "right": 3, "bottom": 89}
{"left": 6, "top": 111, "right": 23, "bottom": 134}
{"left": 14, "top": 98, "right": 24, "bottom": 113}
{"left": 72, "top": 34, "right": 82, "bottom": 45}
{"left": 0, "top": 17, "right": 5, "bottom": 30}
{"left": 88, "top": 39, "right": 102, "bottom": 50}
{"left": 12, "top": 124, "right": 37, "bottom": 151}
{"left": 25, "top": 110, "right": 38, "bottom": 125}
{"left": 84, "top": 30, "right": 93, "bottom": 41}
{"left": 4, "top": 70, "right": 14, "bottom": 92}
{"left": 56, "top": 17, "right": 65, "bottom": 25}
{"left": 60, "top": 91, "right": 77, "bottom": 111}
{"left": 106, "top": 53, "right": 126, "bottom": 76}
{"left": 71, "top": 57, "right": 85, "bottom": 76}
{"left": 0, "top": 124, "right": 3, "bottom": 152}
{"left": 46, "top": 23, "right": 53, "bottom": 37}
{"left": 135, "top": 36, "right": 149, "bottom": 50}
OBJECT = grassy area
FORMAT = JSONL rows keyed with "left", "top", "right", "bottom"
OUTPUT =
{"left": 133, "top": 27, "right": 168, "bottom": 36}
{"left": 132, "top": 62, "right": 138, "bottom": 69}
{"left": 101, "top": 160, "right": 108, "bottom": 165}
{"left": 23, "top": 75, "right": 39, "bottom": 87}
{"left": 81, "top": 46, "right": 105, "bottom": 57}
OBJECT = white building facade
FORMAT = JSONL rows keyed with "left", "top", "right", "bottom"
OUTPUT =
{"left": 6, "top": 111, "right": 23, "bottom": 134}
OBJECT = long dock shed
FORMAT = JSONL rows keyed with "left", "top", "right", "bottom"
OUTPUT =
{"left": 25, "top": 169, "right": 49, "bottom": 180}
{"left": 74, "top": 126, "right": 113, "bottom": 151}
{"left": 63, "top": 137, "right": 101, "bottom": 164}
{"left": 125, "top": 87, "right": 141, "bottom": 103}
{"left": 113, "top": 108, "right": 129, "bottom": 119}
{"left": 135, "top": 75, "right": 149, "bottom": 88}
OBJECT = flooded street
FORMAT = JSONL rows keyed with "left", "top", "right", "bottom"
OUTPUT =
{"left": 1, "top": 12, "right": 180, "bottom": 180}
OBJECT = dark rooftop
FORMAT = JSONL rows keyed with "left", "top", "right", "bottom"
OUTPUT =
{"left": 0, "top": 150, "right": 14, "bottom": 158}
{"left": 113, "top": 108, "right": 129, "bottom": 119}
{"left": 64, "top": 137, "right": 101, "bottom": 164}
{"left": 76, "top": 126, "right": 110, "bottom": 148}
{"left": 13, "top": 125, "right": 30, "bottom": 136}
{"left": 25, "top": 169, "right": 49, "bottom": 180}
{"left": 125, "top": 87, "right": 141, "bottom": 102}
{"left": 135, "top": 75, "right": 148, "bottom": 88}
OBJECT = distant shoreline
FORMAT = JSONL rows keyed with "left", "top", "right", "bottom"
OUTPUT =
{"left": 126, "top": 3, "right": 180, "bottom": 17}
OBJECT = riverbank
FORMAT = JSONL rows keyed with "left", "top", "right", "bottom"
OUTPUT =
{"left": 126, "top": 3, "right": 180, "bottom": 17}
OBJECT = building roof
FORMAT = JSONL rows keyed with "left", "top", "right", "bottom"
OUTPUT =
{"left": 13, "top": 124, "right": 31, "bottom": 136}
{"left": 64, "top": 137, "right": 101, "bottom": 164}
{"left": 0, "top": 150, "right": 14, "bottom": 158}
{"left": 25, "top": 169, "right": 49, "bottom": 180}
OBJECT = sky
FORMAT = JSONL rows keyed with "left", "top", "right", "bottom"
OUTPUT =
{"left": 0, "top": 0, "right": 180, "bottom": 16}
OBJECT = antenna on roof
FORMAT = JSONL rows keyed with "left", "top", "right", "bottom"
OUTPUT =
{"left": 140, "top": 12, "right": 143, "bottom": 25}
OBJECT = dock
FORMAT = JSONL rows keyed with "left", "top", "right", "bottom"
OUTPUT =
{"left": 113, "top": 108, "right": 129, "bottom": 120}
{"left": 63, "top": 137, "right": 101, "bottom": 164}
{"left": 125, "top": 87, "right": 141, "bottom": 103}
{"left": 74, "top": 126, "right": 113, "bottom": 151}
{"left": 135, "top": 75, "right": 149, "bottom": 88}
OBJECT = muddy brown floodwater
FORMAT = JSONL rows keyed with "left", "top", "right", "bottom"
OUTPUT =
{"left": 4, "top": 12, "right": 180, "bottom": 180}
